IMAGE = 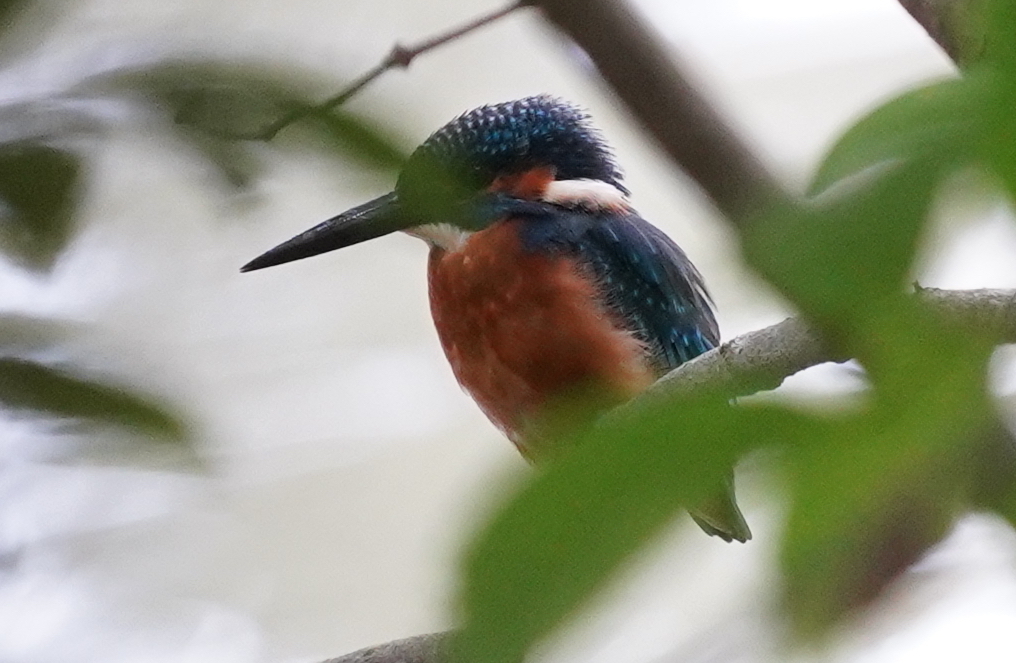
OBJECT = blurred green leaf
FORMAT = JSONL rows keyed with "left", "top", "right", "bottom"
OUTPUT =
{"left": 747, "top": 81, "right": 1004, "bottom": 636}
{"left": 967, "top": 2, "right": 1016, "bottom": 201}
{"left": 976, "top": 85, "right": 1016, "bottom": 200}
{"left": 180, "top": 127, "right": 261, "bottom": 190}
{"left": 0, "top": 142, "right": 81, "bottom": 272}
{"left": 0, "top": 0, "right": 67, "bottom": 65}
{"left": 784, "top": 444, "right": 961, "bottom": 637}
{"left": 807, "top": 4, "right": 1016, "bottom": 225}
{"left": 781, "top": 302, "right": 995, "bottom": 638}
{"left": 0, "top": 0, "right": 31, "bottom": 35}
{"left": 0, "top": 357, "right": 186, "bottom": 440}
{"left": 960, "top": 415, "right": 1016, "bottom": 519}
{"left": 809, "top": 0, "right": 1016, "bottom": 199}
{"left": 85, "top": 61, "right": 297, "bottom": 189}
{"left": 746, "top": 161, "right": 939, "bottom": 332}
{"left": 82, "top": 59, "right": 407, "bottom": 189}
{"left": 303, "top": 109, "right": 406, "bottom": 171}
{"left": 94, "top": 61, "right": 312, "bottom": 137}
{"left": 980, "top": 0, "right": 1016, "bottom": 73}
{"left": 455, "top": 393, "right": 813, "bottom": 663}
{"left": 809, "top": 79, "right": 984, "bottom": 195}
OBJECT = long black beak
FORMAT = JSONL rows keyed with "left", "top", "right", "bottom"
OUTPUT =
{"left": 241, "top": 192, "right": 407, "bottom": 272}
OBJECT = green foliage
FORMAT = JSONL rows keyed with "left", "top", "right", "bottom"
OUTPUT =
{"left": 809, "top": 79, "right": 984, "bottom": 195}
{"left": 0, "top": 0, "right": 31, "bottom": 26}
{"left": 82, "top": 60, "right": 407, "bottom": 189}
{"left": 0, "top": 357, "right": 186, "bottom": 439}
{"left": 752, "top": 161, "right": 940, "bottom": 331}
{"left": 812, "top": 2, "right": 1016, "bottom": 202}
{"left": 456, "top": 396, "right": 813, "bottom": 663}
{"left": 779, "top": 304, "right": 994, "bottom": 636}
{"left": 304, "top": 106, "right": 406, "bottom": 170}
{"left": 0, "top": 142, "right": 81, "bottom": 271}
{"left": 452, "top": 1, "right": 1016, "bottom": 661}
{"left": 0, "top": 30, "right": 408, "bottom": 461}
{"left": 0, "top": 0, "right": 1013, "bottom": 658}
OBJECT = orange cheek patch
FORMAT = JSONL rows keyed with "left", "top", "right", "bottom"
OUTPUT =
{"left": 488, "top": 165, "right": 557, "bottom": 200}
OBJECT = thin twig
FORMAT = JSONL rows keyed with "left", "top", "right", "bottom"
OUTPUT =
{"left": 254, "top": 1, "right": 528, "bottom": 140}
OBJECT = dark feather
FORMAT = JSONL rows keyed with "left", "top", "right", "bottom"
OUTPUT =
{"left": 396, "top": 96, "right": 627, "bottom": 215}
{"left": 578, "top": 213, "right": 718, "bottom": 373}
{"left": 484, "top": 198, "right": 718, "bottom": 375}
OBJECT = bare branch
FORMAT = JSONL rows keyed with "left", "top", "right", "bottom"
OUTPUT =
{"left": 320, "top": 633, "right": 449, "bottom": 663}
{"left": 915, "top": 285, "right": 1016, "bottom": 340}
{"left": 895, "top": 0, "right": 990, "bottom": 67}
{"left": 649, "top": 287, "right": 1016, "bottom": 402}
{"left": 653, "top": 317, "right": 834, "bottom": 400}
{"left": 254, "top": 1, "right": 527, "bottom": 140}
{"left": 530, "top": 0, "right": 791, "bottom": 222}
{"left": 897, "top": 0, "right": 965, "bottom": 62}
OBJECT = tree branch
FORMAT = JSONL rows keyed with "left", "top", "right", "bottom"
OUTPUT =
{"left": 895, "top": 0, "right": 991, "bottom": 67}
{"left": 896, "top": 0, "right": 966, "bottom": 63}
{"left": 653, "top": 317, "right": 833, "bottom": 400}
{"left": 530, "top": 0, "right": 791, "bottom": 222}
{"left": 649, "top": 287, "right": 1016, "bottom": 402}
{"left": 320, "top": 633, "right": 450, "bottom": 663}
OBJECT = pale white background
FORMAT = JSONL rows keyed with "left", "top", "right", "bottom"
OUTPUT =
{"left": 3, "top": 1, "right": 1016, "bottom": 662}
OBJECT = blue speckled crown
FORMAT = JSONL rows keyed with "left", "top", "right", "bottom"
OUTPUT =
{"left": 396, "top": 96, "right": 626, "bottom": 205}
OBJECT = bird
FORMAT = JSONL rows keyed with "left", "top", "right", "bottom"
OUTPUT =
{"left": 242, "top": 95, "right": 751, "bottom": 542}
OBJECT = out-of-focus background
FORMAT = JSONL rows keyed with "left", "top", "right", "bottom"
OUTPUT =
{"left": 4, "top": 1, "right": 1016, "bottom": 661}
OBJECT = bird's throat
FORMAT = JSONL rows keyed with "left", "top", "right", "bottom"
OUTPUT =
{"left": 403, "top": 223, "right": 474, "bottom": 251}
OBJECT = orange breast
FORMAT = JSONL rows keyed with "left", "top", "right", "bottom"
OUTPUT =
{"left": 427, "top": 217, "right": 654, "bottom": 458}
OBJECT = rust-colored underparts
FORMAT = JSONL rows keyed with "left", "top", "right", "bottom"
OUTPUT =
{"left": 427, "top": 216, "right": 653, "bottom": 458}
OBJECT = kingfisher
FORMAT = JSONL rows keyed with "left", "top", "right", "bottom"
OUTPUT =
{"left": 242, "top": 96, "right": 750, "bottom": 542}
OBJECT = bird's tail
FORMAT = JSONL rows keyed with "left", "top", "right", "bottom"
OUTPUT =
{"left": 688, "top": 472, "right": 752, "bottom": 543}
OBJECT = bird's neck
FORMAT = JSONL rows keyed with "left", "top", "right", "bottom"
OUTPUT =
{"left": 402, "top": 172, "right": 630, "bottom": 251}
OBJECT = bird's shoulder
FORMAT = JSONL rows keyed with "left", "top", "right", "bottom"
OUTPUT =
{"left": 479, "top": 194, "right": 720, "bottom": 372}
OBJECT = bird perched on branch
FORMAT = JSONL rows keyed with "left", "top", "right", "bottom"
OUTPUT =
{"left": 242, "top": 95, "right": 750, "bottom": 542}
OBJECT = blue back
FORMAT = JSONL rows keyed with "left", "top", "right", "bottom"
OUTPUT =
{"left": 476, "top": 196, "right": 718, "bottom": 374}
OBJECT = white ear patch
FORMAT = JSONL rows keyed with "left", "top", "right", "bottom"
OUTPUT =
{"left": 541, "top": 179, "right": 630, "bottom": 212}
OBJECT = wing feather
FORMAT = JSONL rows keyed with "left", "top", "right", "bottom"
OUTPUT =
{"left": 484, "top": 195, "right": 718, "bottom": 375}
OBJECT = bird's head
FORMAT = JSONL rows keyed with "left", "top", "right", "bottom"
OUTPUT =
{"left": 241, "top": 95, "right": 626, "bottom": 271}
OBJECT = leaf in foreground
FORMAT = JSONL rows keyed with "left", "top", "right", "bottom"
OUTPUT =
{"left": 0, "top": 357, "right": 186, "bottom": 440}
{"left": 81, "top": 59, "right": 407, "bottom": 189}
{"left": 454, "top": 394, "right": 812, "bottom": 663}
{"left": 781, "top": 303, "right": 995, "bottom": 638}
{"left": 808, "top": 78, "right": 985, "bottom": 195}
{"left": 746, "top": 161, "right": 939, "bottom": 332}
{"left": 0, "top": 142, "right": 81, "bottom": 272}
